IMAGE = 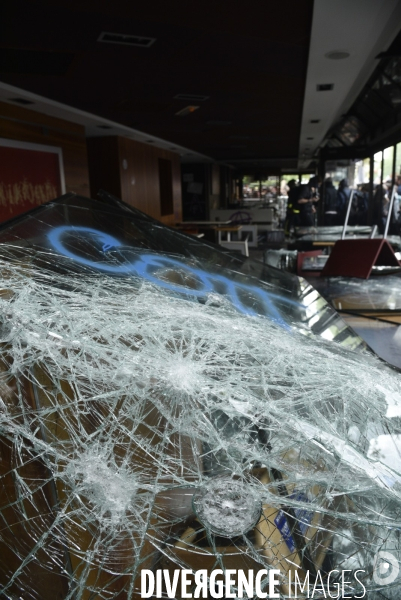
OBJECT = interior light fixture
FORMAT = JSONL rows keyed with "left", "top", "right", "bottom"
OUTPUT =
{"left": 310, "top": 119, "right": 320, "bottom": 124}
{"left": 175, "top": 106, "right": 199, "bottom": 117}
{"left": 317, "top": 84, "right": 334, "bottom": 91}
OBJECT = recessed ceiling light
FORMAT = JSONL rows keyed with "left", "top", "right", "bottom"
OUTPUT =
{"left": 325, "top": 50, "right": 350, "bottom": 60}
{"left": 317, "top": 84, "right": 334, "bottom": 91}
{"left": 310, "top": 119, "right": 320, "bottom": 124}
{"left": 9, "top": 97, "right": 35, "bottom": 105}
{"left": 175, "top": 106, "right": 199, "bottom": 117}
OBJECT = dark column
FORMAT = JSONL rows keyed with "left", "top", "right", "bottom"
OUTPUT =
{"left": 367, "top": 156, "right": 374, "bottom": 225}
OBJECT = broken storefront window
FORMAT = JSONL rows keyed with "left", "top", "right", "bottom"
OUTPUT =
{"left": 0, "top": 193, "right": 400, "bottom": 598}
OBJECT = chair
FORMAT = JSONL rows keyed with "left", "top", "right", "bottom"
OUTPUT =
{"left": 219, "top": 234, "right": 250, "bottom": 257}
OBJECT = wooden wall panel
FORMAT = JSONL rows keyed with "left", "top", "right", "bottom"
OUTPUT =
{"left": 0, "top": 102, "right": 90, "bottom": 197}
{"left": 117, "top": 137, "right": 182, "bottom": 224}
{"left": 118, "top": 137, "right": 149, "bottom": 216}
{"left": 0, "top": 103, "right": 182, "bottom": 224}
{"left": 86, "top": 136, "right": 182, "bottom": 223}
{"left": 170, "top": 153, "right": 182, "bottom": 226}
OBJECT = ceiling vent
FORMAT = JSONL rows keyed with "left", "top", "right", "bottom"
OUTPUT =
{"left": 98, "top": 32, "right": 156, "bottom": 48}
{"left": 317, "top": 84, "right": 334, "bottom": 91}
{"left": 174, "top": 94, "right": 209, "bottom": 102}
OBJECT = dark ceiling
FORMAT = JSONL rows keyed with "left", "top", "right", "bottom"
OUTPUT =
{"left": 0, "top": 0, "right": 314, "bottom": 165}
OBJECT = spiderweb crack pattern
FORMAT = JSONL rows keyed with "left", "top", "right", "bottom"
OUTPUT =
{"left": 0, "top": 252, "right": 400, "bottom": 599}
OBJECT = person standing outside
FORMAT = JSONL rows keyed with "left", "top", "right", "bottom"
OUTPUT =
{"left": 297, "top": 184, "right": 315, "bottom": 227}
{"left": 285, "top": 179, "right": 300, "bottom": 233}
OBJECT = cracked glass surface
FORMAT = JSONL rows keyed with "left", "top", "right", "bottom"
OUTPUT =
{"left": 0, "top": 193, "right": 401, "bottom": 599}
{"left": 313, "top": 275, "right": 401, "bottom": 312}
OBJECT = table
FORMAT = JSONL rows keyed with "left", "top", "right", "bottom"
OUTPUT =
{"left": 213, "top": 225, "right": 249, "bottom": 257}
{"left": 238, "top": 224, "right": 258, "bottom": 247}
{"left": 176, "top": 220, "right": 232, "bottom": 226}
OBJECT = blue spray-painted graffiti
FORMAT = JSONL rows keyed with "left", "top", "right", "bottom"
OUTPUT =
{"left": 47, "top": 226, "right": 299, "bottom": 326}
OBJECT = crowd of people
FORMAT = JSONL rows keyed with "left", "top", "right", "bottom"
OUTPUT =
{"left": 243, "top": 175, "right": 401, "bottom": 235}
{"left": 373, "top": 175, "right": 401, "bottom": 234}
{"left": 323, "top": 178, "right": 369, "bottom": 227}
{"left": 284, "top": 176, "right": 399, "bottom": 232}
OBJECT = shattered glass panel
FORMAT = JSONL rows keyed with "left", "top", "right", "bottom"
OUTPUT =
{"left": 313, "top": 276, "right": 401, "bottom": 313}
{"left": 0, "top": 193, "right": 368, "bottom": 347}
{"left": 313, "top": 276, "right": 401, "bottom": 369}
{"left": 294, "top": 233, "right": 401, "bottom": 253}
{"left": 0, "top": 194, "right": 401, "bottom": 599}
{"left": 340, "top": 315, "right": 401, "bottom": 370}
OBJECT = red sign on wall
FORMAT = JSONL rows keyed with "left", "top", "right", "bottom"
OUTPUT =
{"left": 0, "top": 140, "right": 64, "bottom": 223}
